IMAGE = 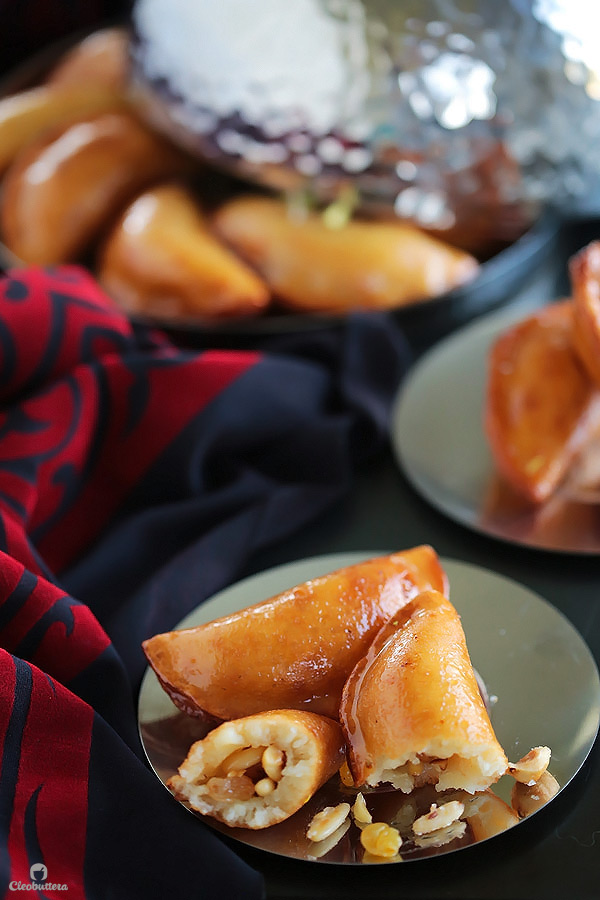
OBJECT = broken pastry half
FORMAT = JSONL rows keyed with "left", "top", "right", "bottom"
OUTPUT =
{"left": 167, "top": 709, "right": 345, "bottom": 830}
{"left": 340, "top": 589, "right": 508, "bottom": 793}
{"left": 143, "top": 546, "right": 448, "bottom": 721}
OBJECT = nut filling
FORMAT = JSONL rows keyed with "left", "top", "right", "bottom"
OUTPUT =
{"left": 204, "top": 744, "right": 286, "bottom": 801}
{"left": 167, "top": 709, "right": 346, "bottom": 830}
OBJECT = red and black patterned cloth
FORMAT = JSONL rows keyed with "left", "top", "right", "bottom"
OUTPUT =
{"left": 0, "top": 266, "right": 409, "bottom": 898}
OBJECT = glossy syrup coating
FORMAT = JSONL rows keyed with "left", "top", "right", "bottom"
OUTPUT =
{"left": 484, "top": 301, "right": 600, "bottom": 504}
{"left": 340, "top": 589, "right": 507, "bottom": 791}
{"left": 98, "top": 182, "right": 270, "bottom": 319}
{"left": 143, "top": 546, "right": 448, "bottom": 721}
{"left": 571, "top": 241, "right": 600, "bottom": 389}
{"left": 1, "top": 110, "right": 190, "bottom": 264}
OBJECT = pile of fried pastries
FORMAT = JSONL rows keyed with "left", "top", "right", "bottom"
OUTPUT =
{"left": 143, "top": 547, "right": 557, "bottom": 859}
{"left": 485, "top": 241, "right": 600, "bottom": 505}
{"left": 0, "top": 28, "right": 480, "bottom": 323}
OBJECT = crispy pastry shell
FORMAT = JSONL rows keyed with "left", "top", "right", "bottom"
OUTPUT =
{"left": 213, "top": 195, "right": 479, "bottom": 312}
{"left": 168, "top": 709, "right": 345, "bottom": 829}
{"left": 484, "top": 301, "right": 600, "bottom": 503}
{"left": 143, "top": 546, "right": 448, "bottom": 721}
{"left": 1, "top": 111, "right": 189, "bottom": 264}
{"left": 340, "top": 589, "right": 508, "bottom": 793}
{"left": 98, "top": 182, "right": 270, "bottom": 319}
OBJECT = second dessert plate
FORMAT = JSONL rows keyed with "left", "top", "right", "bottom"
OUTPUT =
{"left": 392, "top": 302, "right": 600, "bottom": 554}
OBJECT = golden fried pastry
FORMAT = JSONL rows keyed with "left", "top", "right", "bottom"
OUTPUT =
{"left": 98, "top": 183, "right": 270, "bottom": 319}
{"left": 167, "top": 709, "right": 345, "bottom": 829}
{"left": 484, "top": 301, "right": 600, "bottom": 504}
{"left": 143, "top": 547, "right": 448, "bottom": 721}
{"left": 0, "top": 84, "right": 127, "bottom": 174}
{"left": 1, "top": 111, "right": 190, "bottom": 264}
{"left": 47, "top": 27, "right": 130, "bottom": 91}
{"left": 213, "top": 195, "right": 479, "bottom": 312}
{"left": 571, "top": 241, "right": 600, "bottom": 387}
{"left": 340, "top": 590, "right": 508, "bottom": 793}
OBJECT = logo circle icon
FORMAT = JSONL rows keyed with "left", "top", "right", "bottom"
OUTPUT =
{"left": 29, "top": 863, "right": 47, "bottom": 883}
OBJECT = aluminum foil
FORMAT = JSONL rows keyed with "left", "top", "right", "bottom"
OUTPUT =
{"left": 130, "top": 0, "right": 600, "bottom": 251}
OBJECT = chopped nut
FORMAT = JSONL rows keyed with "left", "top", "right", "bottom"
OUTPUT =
{"left": 360, "top": 822, "right": 402, "bottom": 858}
{"left": 413, "top": 800, "right": 465, "bottom": 835}
{"left": 508, "top": 746, "right": 551, "bottom": 784}
{"left": 254, "top": 777, "right": 277, "bottom": 797}
{"left": 352, "top": 792, "right": 372, "bottom": 825}
{"left": 414, "top": 819, "right": 467, "bottom": 849}
{"left": 307, "top": 803, "right": 351, "bottom": 842}
{"left": 307, "top": 819, "right": 351, "bottom": 859}
{"left": 221, "top": 745, "right": 264, "bottom": 775}
{"left": 261, "top": 746, "right": 285, "bottom": 782}
{"left": 511, "top": 770, "right": 559, "bottom": 818}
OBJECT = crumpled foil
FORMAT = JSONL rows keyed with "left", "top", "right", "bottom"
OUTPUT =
{"left": 130, "top": 0, "right": 600, "bottom": 253}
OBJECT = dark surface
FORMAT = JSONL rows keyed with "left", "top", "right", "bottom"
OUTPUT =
{"left": 1, "top": 18, "right": 599, "bottom": 894}
{"left": 230, "top": 216, "right": 600, "bottom": 900}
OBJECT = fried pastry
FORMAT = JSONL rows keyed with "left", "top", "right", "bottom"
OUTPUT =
{"left": 47, "top": 27, "right": 130, "bottom": 92}
{"left": 484, "top": 301, "right": 600, "bottom": 503}
{"left": 213, "top": 195, "right": 479, "bottom": 312}
{"left": 1, "top": 111, "right": 189, "bottom": 264}
{"left": 98, "top": 182, "right": 270, "bottom": 319}
{"left": 167, "top": 709, "right": 345, "bottom": 829}
{"left": 143, "top": 546, "right": 448, "bottom": 721}
{"left": 0, "top": 83, "right": 127, "bottom": 174}
{"left": 340, "top": 589, "right": 508, "bottom": 793}
{"left": 571, "top": 241, "right": 600, "bottom": 387}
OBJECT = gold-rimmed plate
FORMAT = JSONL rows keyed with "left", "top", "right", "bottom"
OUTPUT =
{"left": 137, "top": 552, "right": 600, "bottom": 864}
{"left": 392, "top": 302, "right": 600, "bottom": 554}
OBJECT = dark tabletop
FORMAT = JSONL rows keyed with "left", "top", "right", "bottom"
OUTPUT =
{"left": 231, "top": 218, "right": 600, "bottom": 900}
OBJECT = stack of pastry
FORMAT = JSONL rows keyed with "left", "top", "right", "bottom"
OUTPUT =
{"left": 485, "top": 241, "right": 600, "bottom": 504}
{"left": 143, "top": 548, "right": 556, "bottom": 849}
{"left": 0, "top": 28, "right": 480, "bottom": 322}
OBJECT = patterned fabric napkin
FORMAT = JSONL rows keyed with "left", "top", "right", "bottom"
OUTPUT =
{"left": 0, "top": 265, "right": 410, "bottom": 897}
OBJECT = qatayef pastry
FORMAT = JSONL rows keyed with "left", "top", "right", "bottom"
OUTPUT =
{"left": 167, "top": 709, "right": 345, "bottom": 830}
{"left": 143, "top": 546, "right": 448, "bottom": 721}
{"left": 484, "top": 300, "right": 600, "bottom": 504}
{"left": 340, "top": 589, "right": 508, "bottom": 793}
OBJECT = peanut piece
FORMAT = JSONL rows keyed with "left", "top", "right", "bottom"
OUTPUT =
{"left": 414, "top": 819, "right": 467, "bottom": 849}
{"left": 511, "top": 770, "right": 559, "bottom": 818}
{"left": 508, "top": 746, "right": 551, "bottom": 785}
{"left": 262, "top": 746, "right": 285, "bottom": 782}
{"left": 360, "top": 822, "right": 402, "bottom": 858}
{"left": 221, "top": 746, "right": 264, "bottom": 775}
{"left": 307, "top": 819, "right": 351, "bottom": 859}
{"left": 307, "top": 803, "right": 351, "bottom": 842}
{"left": 413, "top": 800, "right": 465, "bottom": 835}
{"left": 352, "top": 792, "right": 372, "bottom": 825}
{"left": 254, "top": 777, "right": 277, "bottom": 797}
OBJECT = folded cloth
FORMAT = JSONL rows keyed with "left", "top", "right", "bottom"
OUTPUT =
{"left": 0, "top": 265, "right": 410, "bottom": 897}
